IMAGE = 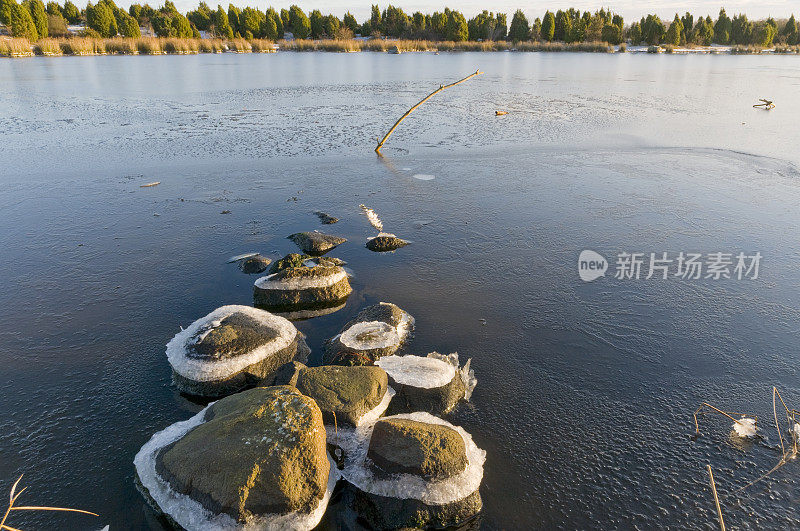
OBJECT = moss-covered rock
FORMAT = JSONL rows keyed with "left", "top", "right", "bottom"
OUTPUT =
{"left": 253, "top": 265, "right": 352, "bottom": 313}
{"left": 263, "top": 360, "right": 307, "bottom": 386}
{"left": 238, "top": 254, "right": 272, "bottom": 274}
{"left": 167, "top": 306, "right": 309, "bottom": 397}
{"left": 314, "top": 211, "right": 339, "bottom": 224}
{"left": 368, "top": 418, "right": 467, "bottom": 479}
{"left": 268, "top": 253, "right": 311, "bottom": 274}
{"left": 296, "top": 365, "right": 390, "bottom": 427}
{"left": 323, "top": 302, "right": 414, "bottom": 366}
{"left": 288, "top": 231, "right": 347, "bottom": 256}
{"left": 366, "top": 233, "right": 410, "bottom": 252}
{"left": 146, "top": 387, "right": 331, "bottom": 526}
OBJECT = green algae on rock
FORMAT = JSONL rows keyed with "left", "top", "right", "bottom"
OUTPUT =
{"left": 238, "top": 254, "right": 272, "bottom": 274}
{"left": 323, "top": 302, "right": 414, "bottom": 366}
{"left": 134, "top": 386, "right": 338, "bottom": 530}
{"left": 365, "top": 233, "right": 410, "bottom": 252}
{"left": 166, "top": 305, "right": 310, "bottom": 397}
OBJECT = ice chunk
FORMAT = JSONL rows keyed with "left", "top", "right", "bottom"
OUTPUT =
{"left": 733, "top": 417, "right": 757, "bottom": 438}
{"left": 376, "top": 356, "right": 456, "bottom": 389}
{"left": 254, "top": 269, "right": 348, "bottom": 290}
{"left": 340, "top": 321, "right": 400, "bottom": 351}
{"left": 427, "top": 352, "right": 477, "bottom": 400}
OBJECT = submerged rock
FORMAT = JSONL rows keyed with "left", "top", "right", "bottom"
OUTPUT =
{"left": 376, "top": 353, "right": 475, "bottom": 415}
{"left": 238, "top": 254, "right": 272, "bottom": 274}
{"left": 134, "top": 386, "right": 338, "bottom": 530}
{"left": 365, "top": 233, "right": 410, "bottom": 252}
{"left": 323, "top": 302, "right": 414, "bottom": 366}
{"left": 314, "top": 211, "right": 339, "bottom": 224}
{"left": 166, "top": 305, "right": 309, "bottom": 397}
{"left": 338, "top": 412, "right": 485, "bottom": 530}
{"left": 288, "top": 231, "right": 347, "bottom": 256}
{"left": 296, "top": 365, "right": 393, "bottom": 427}
{"left": 253, "top": 264, "right": 352, "bottom": 313}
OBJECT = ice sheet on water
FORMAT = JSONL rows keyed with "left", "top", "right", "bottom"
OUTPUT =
{"left": 166, "top": 305, "right": 297, "bottom": 382}
{"left": 376, "top": 355, "right": 456, "bottom": 389}
{"left": 133, "top": 404, "right": 340, "bottom": 531}
{"left": 412, "top": 174, "right": 435, "bottom": 181}
{"left": 338, "top": 412, "right": 485, "bottom": 505}
{"left": 254, "top": 269, "right": 347, "bottom": 290}
{"left": 340, "top": 321, "right": 400, "bottom": 350}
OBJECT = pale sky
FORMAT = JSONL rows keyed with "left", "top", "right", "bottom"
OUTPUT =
{"left": 146, "top": 1, "right": 797, "bottom": 23}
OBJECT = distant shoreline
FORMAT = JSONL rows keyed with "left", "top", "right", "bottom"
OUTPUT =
{"left": 2, "top": 37, "right": 799, "bottom": 58}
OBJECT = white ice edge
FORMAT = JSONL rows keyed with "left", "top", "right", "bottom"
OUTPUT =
{"left": 376, "top": 356, "right": 456, "bottom": 389}
{"left": 340, "top": 321, "right": 400, "bottom": 350}
{"left": 166, "top": 305, "right": 297, "bottom": 382}
{"left": 134, "top": 405, "right": 340, "bottom": 531}
{"left": 254, "top": 269, "right": 347, "bottom": 290}
{"left": 382, "top": 302, "right": 415, "bottom": 343}
{"left": 339, "top": 412, "right": 485, "bottom": 505}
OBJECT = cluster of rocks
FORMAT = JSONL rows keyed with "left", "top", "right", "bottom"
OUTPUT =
{"left": 137, "top": 221, "right": 481, "bottom": 529}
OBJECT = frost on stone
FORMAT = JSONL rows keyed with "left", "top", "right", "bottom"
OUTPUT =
{"left": 375, "top": 356, "right": 456, "bottom": 389}
{"left": 732, "top": 417, "right": 757, "bottom": 438}
{"left": 134, "top": 405, "right": 340, "bottom": 531}
{"left": 166, "top": 305, "right": 298, "bottom": 382}
{"left": 427, "top": 352, "right": 477, "bottom": 400}
{"left": 337, "top": 412, "right": 485, "bottom": 505}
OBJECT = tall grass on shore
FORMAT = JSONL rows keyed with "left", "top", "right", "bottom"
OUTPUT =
{"left": 774, "top": 44, "right": 800, "bottom": 54}
{"left": 250, "top": 39, "right": 276, "bottom": 52}
{"left": 228, "top": 38, "right": 252, "bottom": 53}
{"left": 198, "top": 39, "right": 224, "bottom": 53}
{"left": 136, "top": 37, "right": 162, "bottom": 55}
{"left": 0, "top": 38, "right": 34, "bottom": 57}
{"left": 33, "top": 38, "right": 63, "bottom": 56}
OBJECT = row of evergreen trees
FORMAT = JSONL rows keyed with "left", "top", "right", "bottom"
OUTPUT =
{"left": 631, "top": 10, "right": 798, "bottom": 47}
{"left": 1, "top": 2, "right": 799, "bottom": 48}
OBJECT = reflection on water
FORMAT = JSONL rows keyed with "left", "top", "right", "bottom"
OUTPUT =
{"left": 2, "top": 53, "right": 800, "bottom": 529}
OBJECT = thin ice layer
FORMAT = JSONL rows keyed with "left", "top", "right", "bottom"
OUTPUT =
{"left": 134, "top": 405, "right": 340, "bottom": 531}
{"left": 376, "top": 356, "right": 456, "bottom": 389}
{"left": 254, "top": 269, "right": 347, "bottom": 291}
{"left": 339, "top": 412, "right": 485, "bottom": 505}
{"left": 383, "top": 302, "right": 415, "bottom": 342}
{"left": 166, "top": 305, "right": 297, "bottom": 382}
{"left": 340, "top": 321, "right": 400, "bottom": 350}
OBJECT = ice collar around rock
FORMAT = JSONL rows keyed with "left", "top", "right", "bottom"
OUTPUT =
{"left": 166, "top": 305, "right": 298, "bottom": 382}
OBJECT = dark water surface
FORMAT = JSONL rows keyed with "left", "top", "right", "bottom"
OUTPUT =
{"left": 2, "top": 52, "right": 800, "bottom": 529}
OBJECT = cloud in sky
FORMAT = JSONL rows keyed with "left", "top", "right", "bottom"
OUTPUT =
{"left": 150, "top": 1, "right": 797, "bottom": 22}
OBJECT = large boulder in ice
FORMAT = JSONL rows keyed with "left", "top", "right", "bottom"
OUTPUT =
{"left": 134, "top": 386, "right": 338, "bottom": 530}
{"left": 253, "top": 265, "right": 352, "bottom": 313}
{"left": 296, "top": 365, "right": 393, "bottom": 427}
{"left": 368, "top": 418, "right": 467, "bottom": 479}
{"left": 376, "top": 353, "right": 475, "bottom": 415}
{"left": 339, "top": 412, "right": 485, "bottom": 530}
{"left": 288, "top": 231, "right": 347, "bottom": 256}
{"left": 166, "top": 305, "right": 310, "bottom": 397}
{"left": 323, "top": 303, "right": 414, "bottom": 366}
{"left": 268, "top": 253, "right": 311, "bottom": 274}
{"left": 263, "top": 360, "right": 307, "bottom": 387}
{"left": 365, "top": 233, "right": 410, "bottom": 253}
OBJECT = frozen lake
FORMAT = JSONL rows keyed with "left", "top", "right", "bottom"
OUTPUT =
{"left": 1, "top": 51, "right": 800, "bottom": 529}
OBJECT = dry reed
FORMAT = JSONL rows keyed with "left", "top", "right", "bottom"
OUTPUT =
{"left": 0, "top": 474, "right": 99, "bottom": 530}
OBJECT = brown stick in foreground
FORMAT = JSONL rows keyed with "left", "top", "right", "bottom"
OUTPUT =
{"left": 0, "top": 475, "right": 98, "bottom": 531}
{"left": 693, "top": 402, "right": 756, "bottom": 436}
{"left": 375, "top": 70, "right": 483, "bottom": 153}
{"left": 707, "top": 465, "right": 726, "bottom": 531}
